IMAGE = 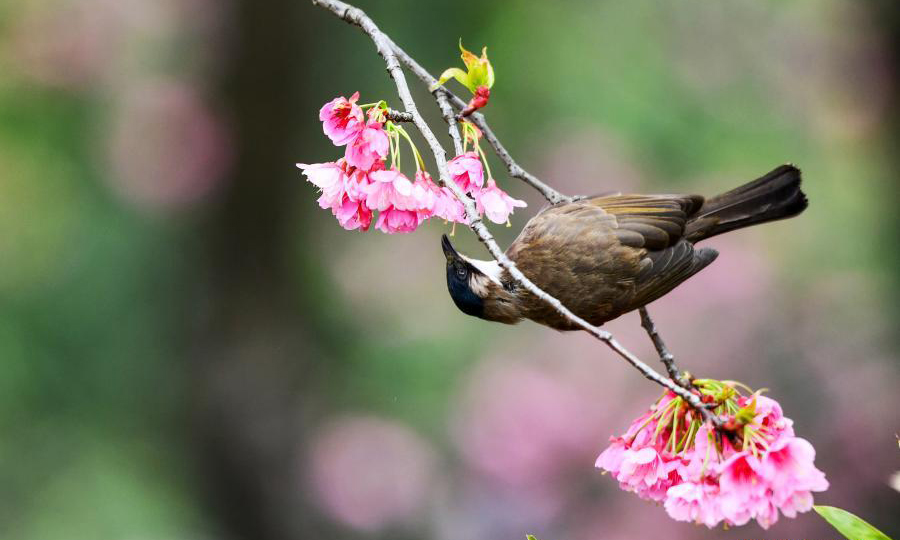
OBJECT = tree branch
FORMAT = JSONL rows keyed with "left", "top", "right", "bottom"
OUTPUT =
{"left": 310, "top": 0, "right": 720, "bottom": 428}
{"left": 382, "top": 35, "right": 572, "bottom": 205}
{"left": 639, "top": 306, "right": 687, "bottom": 386}
{"left": 384, "top": 108, "right": 413, "bottom": 123}
{"left": 435, "top": 92, "right": 463, "bottom": 156}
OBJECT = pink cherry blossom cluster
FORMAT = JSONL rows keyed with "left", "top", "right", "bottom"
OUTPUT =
{"left": 596, "top": 380, "right": 828, "bottom": 529}
{"left": 298, "top": 92, "right": 525, "bottom": 233}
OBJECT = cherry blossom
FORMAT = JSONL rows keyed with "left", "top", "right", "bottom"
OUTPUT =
{"left": 319, "top": 91, "right": 365, "bottom": 145}
{"left": 416, "top": 171, "right": 466, "bottom": 224}
{"left": 596, "top": 382, "right": 828, "bottom": 529}
{"left": 364, "top": 168, "right": 416, "bottom": 211}
{"left": 345, "top": 121, "right": 389, "bottom": 171}
{"left": 375, "top": 206, "right": 421, "bottom": 234}
{"left": 476, "top": 178, "right": 527, "bottom": 224}
{"left": 664, "top": 481, "right": 724, "bottom": 528}
{"left": 305, "top": 95, "right": 526, "bottom": 233}
{"left": 446, "top": 151, "right": 484, "bottom": 194}
{"left": 297, "top": 160, "right": 373, "bottom": 231}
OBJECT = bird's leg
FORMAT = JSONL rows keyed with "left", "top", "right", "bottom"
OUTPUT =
{"left": 638, "top": 307, "right": 690, "bottom": 389}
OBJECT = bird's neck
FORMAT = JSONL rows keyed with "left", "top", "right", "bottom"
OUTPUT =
{"left": 465, "top": 258, "right": 504, "bottom": 286}
{"left": 465, "top": 257, "right": 522, "bottom": 324}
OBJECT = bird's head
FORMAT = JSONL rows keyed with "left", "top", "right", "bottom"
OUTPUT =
{"left": 441, "top": 234, "right": 521, "bottom": 324}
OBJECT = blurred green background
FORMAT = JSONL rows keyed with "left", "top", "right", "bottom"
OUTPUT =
{"left": 0, "top": 0, "right": 898, "bottom": 539}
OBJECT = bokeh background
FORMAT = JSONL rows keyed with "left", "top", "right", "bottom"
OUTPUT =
{"left": 1, "top": 0, "right": 898, "bottom": 538}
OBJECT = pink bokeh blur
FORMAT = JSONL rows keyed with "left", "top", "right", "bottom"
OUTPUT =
{"left": 106, "top": 81, "right": 230, "bottom": 211}
{"left": 307, "top": 415, "right": 436, "bottom": 532}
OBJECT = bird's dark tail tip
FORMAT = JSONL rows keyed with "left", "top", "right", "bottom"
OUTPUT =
{"left": 686, "top": 164, "right": 808, "bottom": 242}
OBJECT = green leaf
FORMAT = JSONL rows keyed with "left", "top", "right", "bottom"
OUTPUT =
{"left": 814, "top": 505, "right": 893, "bottom": 540}
{"left": 432, "top": 67, "right": 472, "bottom": 93}
{"left": 484, "top": 52, "right": 495, "bottom": 88}
{"left": 525, "top": 535, "right": 540, "bottom": 540}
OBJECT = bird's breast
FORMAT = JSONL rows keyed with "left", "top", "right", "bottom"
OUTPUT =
{"left": 507, "top": 223, "right": 646, "bottom": 330}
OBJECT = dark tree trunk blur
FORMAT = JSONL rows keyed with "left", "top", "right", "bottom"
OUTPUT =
{"left": 874, "top": 2, "right": 900, "bottom": 328}
{"left": 864, "top": 1, "right": 900, "bottom": 534}
{"left": 186, "top": 1, "right": 338, "bottom": 539}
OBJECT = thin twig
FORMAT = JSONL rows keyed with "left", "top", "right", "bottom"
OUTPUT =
{"left": 383, "top": 36, "right": 572, "bottom": 205}
{"left": 435, "top": 92, "right": 463, "bottom": 156}
{"left": 384, "top": 109, "right": 413, "bottom": 123}
{"left": 639, "top": 306, "right": 687, "bottom": 386}
{"left": 310, "top": 0, "right": 720, "bottom": 428}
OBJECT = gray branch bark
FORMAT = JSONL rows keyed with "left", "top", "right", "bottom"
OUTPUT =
{"left": 384, "top": 108, "right": 413, "bottom": 123}
{"left": 639, "top": 306, "right": 688, "bottom": 386}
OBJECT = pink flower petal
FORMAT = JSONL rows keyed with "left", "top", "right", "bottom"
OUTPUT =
{"left": 319, "top": 93, "right": 365, "bottom": 146}
{"left": 345, "top": 122, "right": 389, "bottom": 171}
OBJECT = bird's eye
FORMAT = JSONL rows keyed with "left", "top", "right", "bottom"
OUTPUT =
{"left": 456, "top": 266, "right": 468, "bottom": 279}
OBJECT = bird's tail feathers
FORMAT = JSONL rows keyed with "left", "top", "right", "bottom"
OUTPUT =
{"left": 685, "top": 164, "right": 808, "bottom": 242}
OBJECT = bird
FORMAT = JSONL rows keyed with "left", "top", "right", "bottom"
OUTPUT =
{"left": 442, "top": 164, "right": 807, "bottom": 331}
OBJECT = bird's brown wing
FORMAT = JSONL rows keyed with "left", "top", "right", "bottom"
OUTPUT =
{"left": 506, "top": 194, "right": 714, "bottom": 328}
{"left": 631, "top": 239, "right": 718, "bottom": 310}
{"left": 584, "top": 193, "right": 704, "bottom": 250}
{"left": 581, "top": 194, "right": 717, "bottom": 311}
{"left": 585, "top": 194, "right": 717, "bottom": 309}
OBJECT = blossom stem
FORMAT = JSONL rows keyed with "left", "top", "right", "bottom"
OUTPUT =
{"left": 700, "top": 429, "right": 713, "bottom": 477}
{"left": 476, "top": 145, "right": 494, "bottom": 181}
{"left": 654, "top": 397, "right": 680, "bottom": 439}
{"left": 669, "top": 401, "right": 680, "bottom": 453}
{"left": 388, "top": 127, "right": 400, "bottom": 170}
{"left": 677, "top": 415, "right": 696, "bottom": 452}
{"left": 394, "top": 124, "right": 425, "bottom": 172}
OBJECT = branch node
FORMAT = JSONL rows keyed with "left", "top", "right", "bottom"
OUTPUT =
{"left": 384, "top": 109, "right": 413, "bottom": 123}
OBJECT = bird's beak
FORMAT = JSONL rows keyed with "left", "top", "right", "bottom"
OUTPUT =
{"left": 441, "top": 234, "right": 460, "bottom": 263}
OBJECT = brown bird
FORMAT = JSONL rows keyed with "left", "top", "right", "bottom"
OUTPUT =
{"left": 442, "top": 164, "right": 807, "bottom": 330}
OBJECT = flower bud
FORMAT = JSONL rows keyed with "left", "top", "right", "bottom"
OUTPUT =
{"left": 432, "top": 40, "right": 495, "bottom": 96}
